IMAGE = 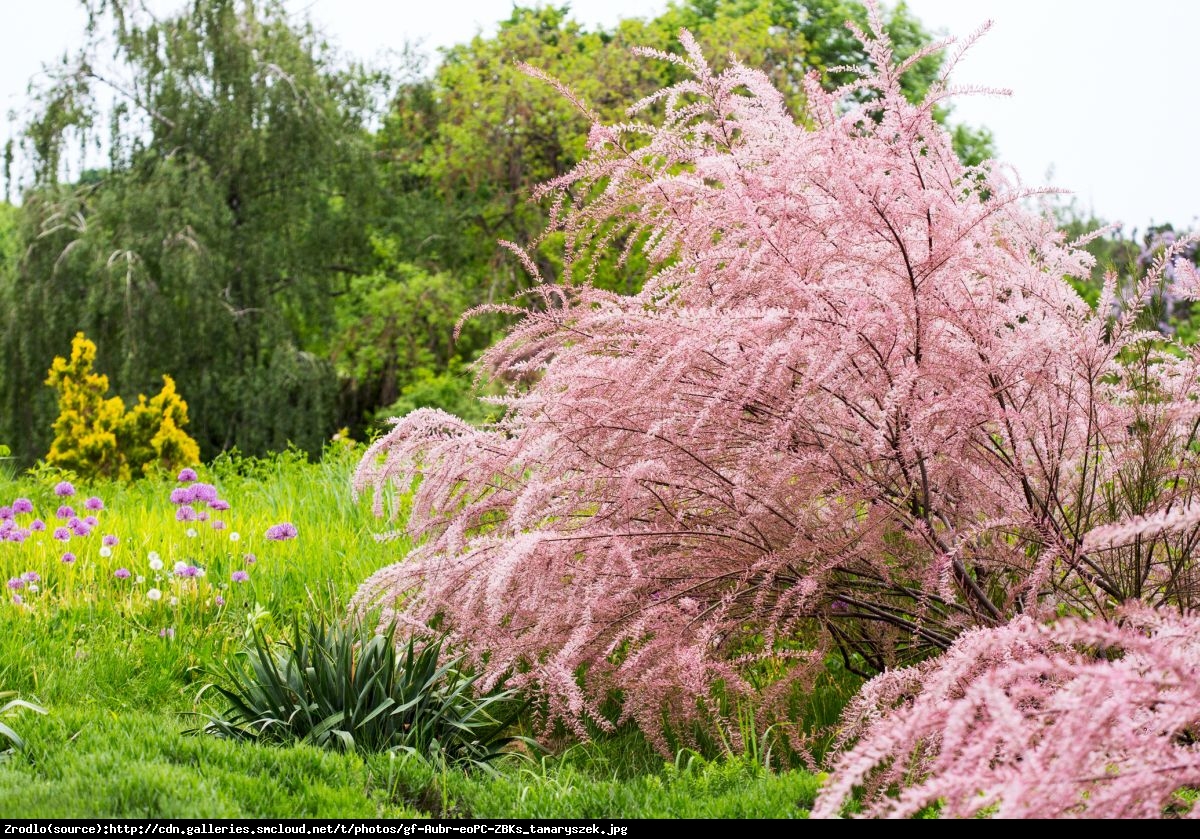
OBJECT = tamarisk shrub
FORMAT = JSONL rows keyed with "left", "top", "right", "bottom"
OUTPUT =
{"left": 812, "top": 606, "right": 1200, "bottom": 818}
{"left": 353, "top": 4, "right": 1200, "bottom": 749}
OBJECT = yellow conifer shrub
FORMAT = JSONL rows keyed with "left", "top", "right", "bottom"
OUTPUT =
{"left": 45, "top": 333, "right": 200, "bottom": 480}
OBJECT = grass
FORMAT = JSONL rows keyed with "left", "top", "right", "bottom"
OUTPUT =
{"left": 0, "top": 447, "right": 826, "bottom": 818}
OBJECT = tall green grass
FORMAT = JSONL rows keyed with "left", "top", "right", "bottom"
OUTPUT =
{"left": 0, "top": 448, "right": 827, "bottom": 817}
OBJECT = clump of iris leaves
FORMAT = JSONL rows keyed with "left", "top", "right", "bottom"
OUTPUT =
{"left": 193, "top": 616, "right": 529, "bottom": 768}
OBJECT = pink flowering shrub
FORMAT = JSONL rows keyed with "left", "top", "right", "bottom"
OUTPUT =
{"left": 353, "top": 4, "right": 1200, "bottom": 748}
{"left": 813, "top": 606, "right": 1200, "bottom": 818}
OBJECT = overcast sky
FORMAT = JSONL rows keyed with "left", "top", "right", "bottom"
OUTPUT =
{"left": 2, "top": 0, "right": 1196, "bottom": 232}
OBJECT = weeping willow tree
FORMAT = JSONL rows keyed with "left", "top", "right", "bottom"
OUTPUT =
{"left": 0, "top": 0, "right": 384, "bottom": 463}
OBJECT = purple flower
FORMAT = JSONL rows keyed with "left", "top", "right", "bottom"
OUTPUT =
{"left": 102, "top": 534, "right": 119, "bottom": 547}
{"left": 159, "top": 627, "right": 175, "bottom": 639}
{"left": 54, "top": 481, "right": 75, "bottom": 497}
{"left": 61, "top": 552, "right": 76, "bottom": 564}
{"left": 210, "top": 499, "right": 231, "bottom": 512}
{"left": 231, "top": 570, "right": 249, "bottom": 583}
{"left": 7, "top": 578, "right": 24, "bottom": 591}
{"left": 114, "top": 568, "right": 131, "bottom": 579}
{"left": 11, "top": 498, "right": 33, "bottom": 515}
{"left": 175, "top": 505, "right": 197, "bottom": 522}
{"left": 177, "top": 468, "right": 198, "bottom": 483}
{"left": 83, "top": 515, "right": 98, "bottom": 527}
{"left": 214, "top": 595, "right": 226, "bottom": 607}
{"left": 175, "top": 565, "right": 201, "bottom": 579}
{"left": 11, "top": 594, "right": 21, "bottom": 606}
{"left": 212, "top": 520, "right": 226, "bottom": 531}
{"left": 191, "top": 483, "right": 219, "bottom": 505}
{"left": 0, "top": 507, "right": 12, "bottom": 520}
{"left": 7, "top": 529, "right": 28, "bottom": 544}
{"left": 84, "top": 496, "right": 104, "bottom": 511}
{"left": 169, "top": 487, "right": 194, "bottom": 505}
{"left": 53, "top": 527, "right": 70, "bottom": 542}
{"left": 70, "top": 520, "right": 91, "bottom": 537}
{"left": 243, "top": 553, "right": 256, "bottom": 565}
{"left": 265, "top": 523, "right": 297, "bottom": 542}
{"left": 197, "top": 510, "right": 209, "bottom": 522}
{"left": 21, "top": 571, "right": 39, "bottom": 583}
{"left": 56, "top": 505, "right": 75, "bottom": 520}
{"left": 30, "top": 519, "right": 45, "bottom": 532}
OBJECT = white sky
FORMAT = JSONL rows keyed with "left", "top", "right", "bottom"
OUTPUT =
{"left": 2, "top": 0, "right": 1197, "bottom": 231}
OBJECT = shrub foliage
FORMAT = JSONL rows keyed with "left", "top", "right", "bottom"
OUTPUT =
{"left": 45, "top": 332, "right": 200, "bottom": 480}
{"left": 198, "top": 617, "right": 523, "bottom": 765}
{"left": 353, "top": 2, "right": 1200, "bottom": 795}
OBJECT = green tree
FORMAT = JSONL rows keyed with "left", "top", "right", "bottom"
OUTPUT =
{"left": 0, "top": 0, "right": 384, "bottom": 464}
{"left": 380, "top": 0, "right": 991, "bottom": 299}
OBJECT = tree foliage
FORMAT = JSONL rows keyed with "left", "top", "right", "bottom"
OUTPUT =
{"left": 0, "top": 1, "right": 993, "bottom": 463}
{"left": 0, "top": 0, "right": 382, "bottom": 462}
{"left": 353, "top": 11, "right": 1200, "bottom": 752}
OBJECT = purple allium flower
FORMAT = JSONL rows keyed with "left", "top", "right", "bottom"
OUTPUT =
{"left": 7, "top": 578, "right": 24, "bottom": 591}
{"left": 214, "top": 595, "right": 225, "bottom": 607}
{"left": 20, "top": 571, "right": 38, "bottom": 583}
{"left": 175, "top": 565, "right": 201, "bottom": 579}
{"left": 243, "top": 553, "right": 256, "bottom": 565}
{"left": 70, "top": 520, "right": 91, "bottom": 537}
{"left": 83, "top": 515, "right": 98, "bottom": 527}
{"left": 114, "top": 568, "right": 131, "bottom": 579}
{"left": 169, "top": 487, "right": 194, "bottom": 505}
{"left": 177, "top": 468, "right": 198, "bottom": 483}
{"left": 231, "top": 570, "right": 249, "bottom": 583}
{"left": 210, "top": 499, "right": 231, "bottom": 512}
{"left": 11, "top": 594, "right": 21, "bottom": 606}
{"left": 212, "top": 520, "right": 226, "bottom": 531}
{"left": 11, "top": 498, "right": 33, "bottom": 515}
{"left": 54, "top": 481, "right": 75, "bottom": 497}
{"left": 197, "top": 510, "right": 209, "bottom": 522}
{"left": 84, "top": 496, "right": 104, "bottom": 511}
{"left": 159, "top": 627, "right": 175, "bottom": 639}
{"left": 102, "top": 534, "right": 118, "bottom": 547}
{"left": 61, "top": 552, "right": 76, "bottom": 564}
{"left": 30, "top": 519, "right": 45, "bottom": 532}
{"left": 265, "top": 522, "right": 298, "bottom": 542}
{"left": 0, "top": 507, "right": 12, "bottom": 520}
{"left": 56, "top": 505, "right": 75, "bottom": 520}
{"left": 191, "top": 483, "right": 218, "bottom": 505}
{"left": 53, "top": 527, "right": 70, "bottom": 542}
{"left": 175, "top": 505, "right": 197, "bottom": 522}
{"left": 7, "top": 529, "right": 28, "bottom": 543}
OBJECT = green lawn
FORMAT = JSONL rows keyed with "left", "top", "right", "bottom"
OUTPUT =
{"left": 0, "top": 449, "right": 820, "bottom": 818}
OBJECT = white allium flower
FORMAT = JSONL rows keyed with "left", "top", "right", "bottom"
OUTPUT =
{"left": 147, "top": 588, "right": 162, "bottom": 602}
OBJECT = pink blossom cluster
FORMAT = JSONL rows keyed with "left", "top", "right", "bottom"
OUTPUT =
{"left": 352, "top": 5, "right": 1200, "bottom": 752}
{"left": 814, "top": 606, "right": 1200, "bottom": 819}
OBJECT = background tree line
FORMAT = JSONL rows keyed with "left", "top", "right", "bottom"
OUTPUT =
{"left": 0, "top": 0, "right": 1031, "bottom": 466}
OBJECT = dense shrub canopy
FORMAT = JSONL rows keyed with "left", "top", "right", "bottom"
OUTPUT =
{"left": 813, "top": 607, "right": 1200, "bottom": 818}
{"left": 354, "top": 7, "right": 1200, "bottom": 749}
